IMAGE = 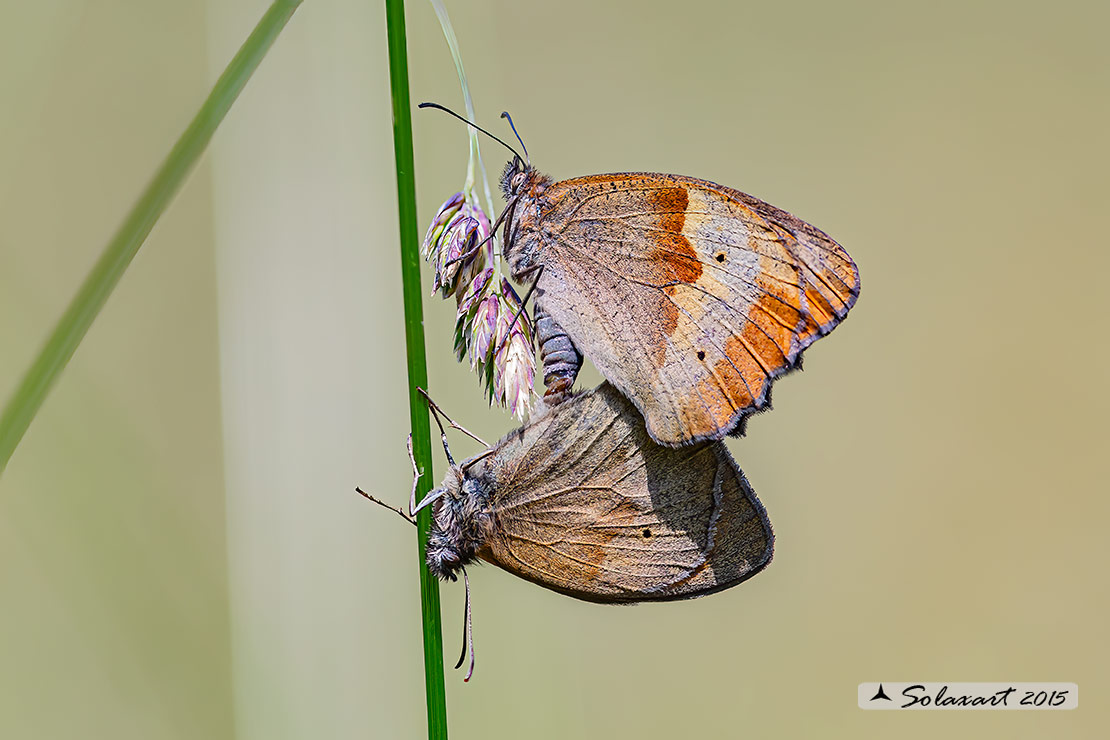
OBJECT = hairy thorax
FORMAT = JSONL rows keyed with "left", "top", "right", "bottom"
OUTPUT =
{"left": 501, "top": 165, "right": 554, "bottom": 280}
{"left": 425, "top": 473, "right": 495, "bottom": 581}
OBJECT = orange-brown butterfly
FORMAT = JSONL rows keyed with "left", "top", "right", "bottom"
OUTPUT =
{"left": 360, "top": 382, "right": 773, "bottom": 679}
{"left": 423, "top": 103, "right": 861, "bottom": 447}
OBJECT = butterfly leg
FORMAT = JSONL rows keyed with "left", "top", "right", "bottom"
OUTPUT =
{"left": 492, "top": 263, "right": 544, "bottom": 358}
{"left": 417, "top": 387, "right": 489, "bottom": 450}
{"left": 358, "top": 438, "right": 419, "bottom": 526}
{"left": 443, "top": 193, "right": 520, "bottom": 271}
{"left": 535, "top": 301, "right": 582, "bottom": 404}
{"left": 409, "top": 429, "right": 447, "bottom": 516}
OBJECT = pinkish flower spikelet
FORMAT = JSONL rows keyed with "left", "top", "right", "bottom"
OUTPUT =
{"left": 421, "top": 192, "right": 464, "bottom": 260}
{"left": 471, "top": 296, "right": 499, "bottom": 366}
{"left": 500, "top": 330, "right": 534, "bottom": 419}
{"left": 423, "top": 189, "right": 535, "bottom": 417}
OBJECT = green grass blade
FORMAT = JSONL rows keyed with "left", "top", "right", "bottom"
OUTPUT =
{"left": 384, "top": 0, "right": 450, "bottom": 737}
{"left": 0, "top": 0, "right": 304, "bottom": 475}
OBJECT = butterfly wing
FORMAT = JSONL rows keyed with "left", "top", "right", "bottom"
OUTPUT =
{"left": 531, "top": 173, "right": 859, "bottom": 446}
{"left": 472, "top": 383, "right": 773, "bottom": 603}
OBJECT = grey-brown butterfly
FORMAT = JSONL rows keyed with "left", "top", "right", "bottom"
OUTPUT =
{"left": 362, "top": 381, "right": 773, "bottom": 679}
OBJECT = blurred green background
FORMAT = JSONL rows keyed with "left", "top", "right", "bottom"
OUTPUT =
{"left": 2, "top": 1, "right": 1107, "bottom": 738}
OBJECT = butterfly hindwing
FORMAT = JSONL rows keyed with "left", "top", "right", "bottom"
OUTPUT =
{"left": 470, "top": 383, "right": 773, "bottom": 603}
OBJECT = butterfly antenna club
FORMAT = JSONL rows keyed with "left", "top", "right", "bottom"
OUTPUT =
{"left": 500, "top": 111, "right": 528, "bottom": 163}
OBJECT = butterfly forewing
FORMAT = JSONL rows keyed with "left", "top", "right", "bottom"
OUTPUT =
{"left": 525, "top": 173, "right": 859, "bottom": 446}
{"left": 470, "top": 383, "right": 773, "bottom": 603}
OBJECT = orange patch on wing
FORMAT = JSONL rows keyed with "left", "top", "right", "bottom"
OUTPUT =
{"left": 687, "top": 335, "right": 760, "bottom": 435}
{"left": 651, "top": 186, "right": 688, "bottom": 232}
{"left": 576, "top": 544, "right": 607, "bottom": 581}
{"left": 711, "top": 353, "right": 753, "bottom": 411}
{"left": 723, "top": 334, "right": 769, "bottom": 407}
{"left": 740, "top": 309, "right": 787, "bottom": 372}
{"left": 678, "top": 389, "right": 735, "bottom": 439}
{"left": 571, "top": 525, "right": 620, "bottom": 582}
{"left": 804, "top": 285, "right": 837, "bottom": 331}
{"left": 646, "top": 187, "right": 702, "bottom": 284}
{"left": 750, "top": 280, "right": 804, "bottom": 357}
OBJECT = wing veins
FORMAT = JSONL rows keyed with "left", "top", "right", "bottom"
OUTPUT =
{"left": 502, "top": 532, "right": 697, "bottom": 573}
{"left": 559, "top": 234, "right": 805, "bottom": 302}
{"left": 669, "top": 299, "right": 761, "bottom": 407}
{"left": 560, "top": 240, "right": 801, "bottom": 406}
{"left": 670, "top": 279, "right": 802, "bottom": 357}
{"left": 561, "top": 224, "right": 805, "bottom": 277}
{"left": 555, "top": 249, "right": 718, "bottom": 433}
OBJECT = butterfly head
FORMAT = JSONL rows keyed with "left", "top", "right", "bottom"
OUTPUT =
{"left": 500, "top": 156, "right": 551, "bottom": 202}
{"left": 425, "top": 467, "right": 493, "bottom": 582}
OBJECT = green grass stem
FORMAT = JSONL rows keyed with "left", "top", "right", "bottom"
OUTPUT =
{"left": 384, "top": 0, "right": 450, "bottom": 737}
{"left": 0, "top": 0, "right": 303, "bottom": 475}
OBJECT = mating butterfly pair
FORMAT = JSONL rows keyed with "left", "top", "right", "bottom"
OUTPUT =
{"left": 369, "top": 123, "right": 859, "bottom": 678}
{"left": 420, "top": 149, "right": 859, "bottom": 593}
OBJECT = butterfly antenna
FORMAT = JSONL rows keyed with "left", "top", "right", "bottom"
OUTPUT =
{"left": 355, "top": 487, "right": 417, "bottom": 526}
{"left": 419, "top": 102, "right": 523, "bottom": 161}
{"left": 500, "top": 112, "right": 528, "bottom": 163}
{"left": 454, "top": 567, "right": 476, "bottom": 682}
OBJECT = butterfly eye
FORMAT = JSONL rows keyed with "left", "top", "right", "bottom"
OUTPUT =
{"left": 511, "top": 171, "right": 526, "bottom": 191}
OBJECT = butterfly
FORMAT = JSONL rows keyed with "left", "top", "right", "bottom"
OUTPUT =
{"left": 360, "top": 385, "right": 772, "bottom": 679}
{"left": 406, "top": 382, "right": 773, "bottom": 604}
{"left": 498, "top": 157, "right": 861, "bottom": 447}
{"left": 361, "top": 382, "right": 772, "bottom": 677}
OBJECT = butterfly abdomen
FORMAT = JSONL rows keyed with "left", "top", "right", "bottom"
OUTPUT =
{"left": 534, "top": 302, "right": 582, "bottom": 402}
